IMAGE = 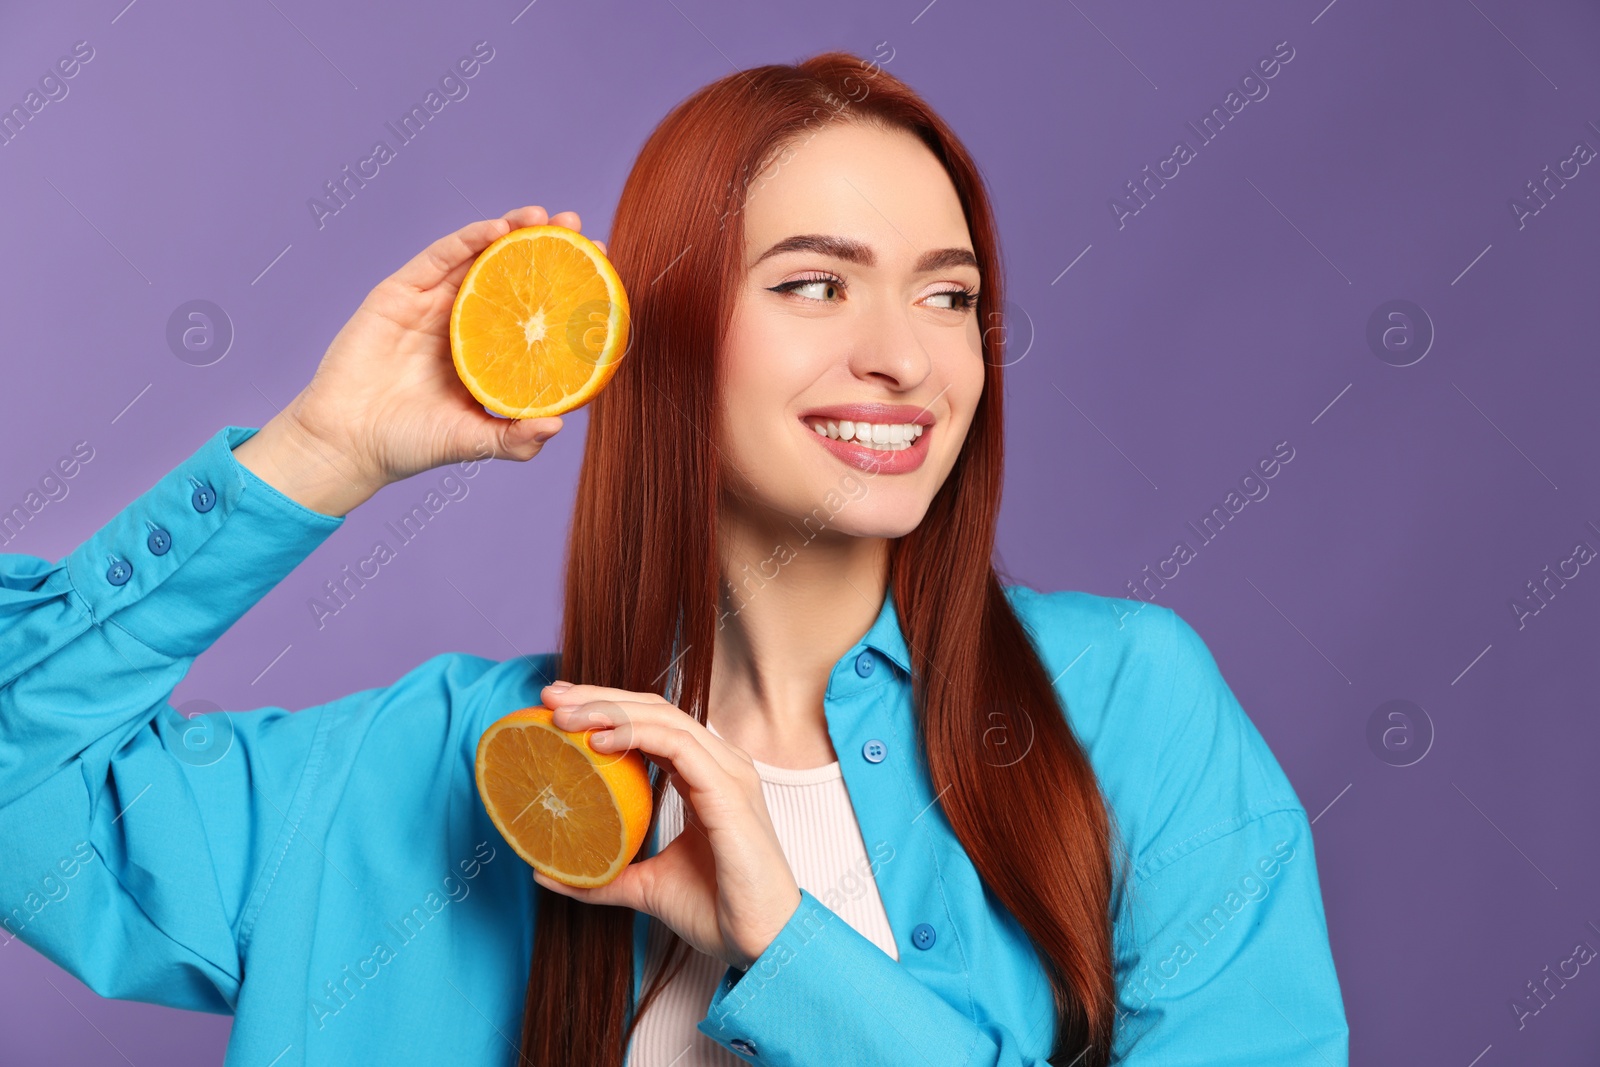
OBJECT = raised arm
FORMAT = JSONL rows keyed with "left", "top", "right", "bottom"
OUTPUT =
{"left": 0, "top": 204, "right": 582, "bottom": 1012}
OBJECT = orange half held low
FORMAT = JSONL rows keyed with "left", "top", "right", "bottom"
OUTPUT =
{"left": 474, "top": 706, "right": 654, "bottom": 888}
{"left": 449, "top": 225, "right": 630, "bottom": 419}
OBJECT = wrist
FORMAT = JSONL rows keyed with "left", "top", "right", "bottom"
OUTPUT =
{"left": 735, "top": 884, "right": 804, "bottom": 971}
{"left": 232, "top": 414, "right": 384, "bottom": 518}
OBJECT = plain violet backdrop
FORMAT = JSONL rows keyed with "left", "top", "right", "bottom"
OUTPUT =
{"left": 2, "top": 0, "right": 1598, "bottom": 1063}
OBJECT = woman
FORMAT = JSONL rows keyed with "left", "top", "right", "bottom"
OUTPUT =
{"left": 0, "top": 52, "right": 1347, "bottom": 1065}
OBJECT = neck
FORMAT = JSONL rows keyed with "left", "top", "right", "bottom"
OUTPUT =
{"left": 709, "top": 499, "right": 889, "bottom": 760}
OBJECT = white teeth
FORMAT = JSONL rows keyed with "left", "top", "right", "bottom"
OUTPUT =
{"left": 805, "top": 417, "right": 926, "bottom": 452}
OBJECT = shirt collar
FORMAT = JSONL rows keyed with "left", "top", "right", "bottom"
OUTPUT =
{"left": 858, "top": 584, "right": 912, "bottom": 676}
{"left": 658, "top": 586, "right": 913, "bottom": 701}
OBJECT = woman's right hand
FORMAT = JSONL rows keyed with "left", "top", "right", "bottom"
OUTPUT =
{"left": 236, "top": 205, "right": 601, "bottom": 517}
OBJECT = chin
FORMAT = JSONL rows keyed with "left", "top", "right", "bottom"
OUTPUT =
{"left": 822, "top": 500, "right": 932, "bottom": 540}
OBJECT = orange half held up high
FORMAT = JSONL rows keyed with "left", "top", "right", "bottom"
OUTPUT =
{"left": 474, "top": 706, "right": 654, "bottom": 888}
{"left": 450, "top": 225, "right": 630, "bottom": 419}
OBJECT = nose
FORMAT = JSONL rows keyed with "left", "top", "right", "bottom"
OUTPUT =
{"left": 847, "top": 298, "right": 933, "bottom": 391}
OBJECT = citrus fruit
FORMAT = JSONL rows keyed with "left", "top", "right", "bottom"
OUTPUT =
{"left": 474, "top": 705, "right": 654, "bottom": 888}
{"left": 449, "top": 224, "right": 630, "bottom": 419}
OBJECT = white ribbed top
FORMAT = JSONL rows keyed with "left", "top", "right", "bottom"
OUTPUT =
{"left": 624, "top": 722, "right": 899, "bottom": 1065}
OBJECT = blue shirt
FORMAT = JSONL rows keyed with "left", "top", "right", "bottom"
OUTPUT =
{"left": 0, "top": 425, "right": 1348, "bottom": 1066}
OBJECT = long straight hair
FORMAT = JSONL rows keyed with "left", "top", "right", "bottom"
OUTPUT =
{"left": 522, "top": 51, "right": 1126, "bottom": 1067}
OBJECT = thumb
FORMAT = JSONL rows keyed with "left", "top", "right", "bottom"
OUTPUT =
{"left": 465, "top": 412, "right": 563, "bottom": 462}
{"left": 532, "top": 866, "right": 642, "bottom": 910}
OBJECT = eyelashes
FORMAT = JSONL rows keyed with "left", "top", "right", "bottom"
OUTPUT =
{"left": 767, "top": 274, "right": 844, "bottom": 301}
{"left": 766, "top": 272, "right": 980, "bottom": 311}
{"left": 931, "top": 285, "right": 981, "bottom": 311}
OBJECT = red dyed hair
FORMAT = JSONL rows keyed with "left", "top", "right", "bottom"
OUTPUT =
{"left": 523, "top": 51, "right": 1126, "bottom": 1066}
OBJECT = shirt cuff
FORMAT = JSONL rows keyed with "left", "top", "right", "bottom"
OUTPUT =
{"left": 697, "top": 888, "right": 997, "bottom": 1065}
{"left": 62, "top": 425, "right": 344, "bottom": 658}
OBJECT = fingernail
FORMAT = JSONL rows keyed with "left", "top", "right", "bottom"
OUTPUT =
{"left": 546, "top": 681, "right": 571, "bottom": 693}
{"left": 532, "top": 428, "right": 557, "bottom": 444}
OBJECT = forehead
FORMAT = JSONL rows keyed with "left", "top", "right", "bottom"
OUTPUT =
{"left": 740, "top": 121, "right": 970, "bottom": 264}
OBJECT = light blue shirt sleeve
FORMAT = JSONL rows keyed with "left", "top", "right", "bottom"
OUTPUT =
{"left": 0, "top": 425, "right": 531, "bottom": 1024}
{"left": 696, "top": 602, "right": 1349, "bottom": 1066}
{"left": 0, "top": 425, "right": 357, "bottom": 1010}
{"left": 1105, "top": 610, "right": 1349, "bottom": 1065}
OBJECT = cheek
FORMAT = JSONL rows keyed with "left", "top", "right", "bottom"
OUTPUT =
{"left": 721, "top": 318, "right": 767, "bottom": 422}
{"left": 965, "top": 314, "right": 987, "bottom": 374}
{"left": 717, "top": 309, "right": 804, "bottom": 468}
{"left": 944, "top": 324, "right": 987, "bottom": 430}
{"left": 721, "top": 301, "right": 826, "bottom": 423}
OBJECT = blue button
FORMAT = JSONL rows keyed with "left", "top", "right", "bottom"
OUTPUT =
{"left": 106, "top": 557, "right": 133, "bottom": 586}
{"left": 191, "top": 484, "right": 216, "bottom": 512}
{"left": 730, "top": 1037, "right": 757, "bottom": 1057}
{"left": 862, "top": 738, "right": 886, "bottom": 763}
{"left": 912, "top": 922, "right": 937, "bottom": 950}
{"left": 146, "top": 527, "right": 171, "bottom": 555}
{"left": 854, "top": 651, "right": 875, "bottom": 677}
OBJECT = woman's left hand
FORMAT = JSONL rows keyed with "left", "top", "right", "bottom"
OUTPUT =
{"left": 533, "top": 681, "right": 803, "bottom": 972}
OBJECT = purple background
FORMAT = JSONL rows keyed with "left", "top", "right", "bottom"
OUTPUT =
{"left": 3, "top": 0, "right": 1598, "bottom": 1062}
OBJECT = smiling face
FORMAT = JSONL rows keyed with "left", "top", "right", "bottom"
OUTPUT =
{"left": 716, "top": 120, "right": 987, "bottom": 541}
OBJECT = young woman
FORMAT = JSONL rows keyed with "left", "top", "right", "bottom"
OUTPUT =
{"left": 0, "top": 52, "right": 1347, "bottom": 1066}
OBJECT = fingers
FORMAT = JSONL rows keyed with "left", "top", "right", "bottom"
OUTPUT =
{"left": 544, "top": 681, "right": 668, "bottom": 707}
{"left": 501, "top": 205, "right": 550, "bottom": 230}
{"left": 392, "top": 206, "right": 582, "bottom": 293}
{"left": 392, "top": 215, "right": 515, "bottom": 292}
{"left": 547, "top": 690, "right": 755, "bottom": 779}
{"left": 538, "top": 211, "right": 603, "bottom": 255}
{"left": 588, "top": 718, "right": 738, "bottom": 795}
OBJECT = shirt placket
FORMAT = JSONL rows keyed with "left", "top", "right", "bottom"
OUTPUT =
{"left": 825, "top": 643, "right": 976, "bottom": 1025}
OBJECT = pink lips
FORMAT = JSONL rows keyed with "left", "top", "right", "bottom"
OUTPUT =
{"left": 800, "top": 407, "right": 933, "bottom": 475}
{"left": 797, "top": 402, "right": 936, "bottom": 426}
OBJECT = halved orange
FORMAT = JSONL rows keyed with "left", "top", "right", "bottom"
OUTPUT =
{"left": 474, "top": 706, "right": 654, "bottom": 887}
{"left": 449, "top": 225, "right": 630, "bottom": 419}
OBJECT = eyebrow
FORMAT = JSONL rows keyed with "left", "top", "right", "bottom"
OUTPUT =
{"left": 752, "top": 233, "right": 979, "bottom": 274}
